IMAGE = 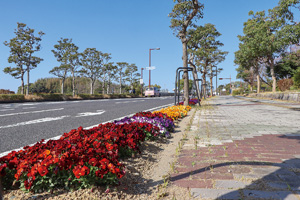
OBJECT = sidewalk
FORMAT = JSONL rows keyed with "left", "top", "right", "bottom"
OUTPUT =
{"left": 170, "top": 96, "right": 300, "bottom": 200}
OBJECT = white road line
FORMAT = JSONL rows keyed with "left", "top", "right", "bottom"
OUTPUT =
{"left": 0, "top": 109, "right": 15, "bottom": 112}
{"left": 20, "top": 103, "right": 37, "bottom": 106}
{"left": 45, "top": 102, "right": 67, "bottom": 104}
{"left": 0, "top": 115, "right": 70, "bottom": 129}
{"left": 22, "top": 107, "right": 36, "bottom": 109}
{"left": 75, "top": 110, "right": 105, "bottom": 117}
{"left": 0, "top": 103, "right": 173, "bottom": 157}
{"left": 0, "top": 108, "right": 64, "bottom": 117}
{"left": 115, "top": 100, "right": 145, "bottom": 104}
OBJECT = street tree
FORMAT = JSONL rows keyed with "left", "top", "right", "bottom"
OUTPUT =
{"left": 237, "top": 0, "right": 300, "bottom": 93}
{"left": 116, "top": 62, "right": 128, "bottom": 94}
{"left": 169, "top": 0, "right": 204, "bottom": 105}
{"left": 125, "top": 64, "right": 140, "bottom": 91}
{"left": 49, "top": 65, "right": 69, "bottom": 94}
{"left": 99, "top": 53, "right": 112, "bottom": 94}
{"left": 79, "top": 48, "right": 104, "bottom": 95}
{"left": 52, "top": 38, "right": 81, "bottom": 97}
{"left": 3, "top": 23, "right": 44, "bottom": 95}
{"left": 188, "top": 23, "right": 228, "bottom": 98}
{"left": 104, "top": 62, "right": 117, "bottom": 94}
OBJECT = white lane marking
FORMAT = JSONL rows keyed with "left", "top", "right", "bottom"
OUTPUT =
{"left": 20, "top": 103, "right": 37, "bottom": 106}
{"left": 0, "top": 115, "right": 70, "bottom": 129}
{"left": 0, "top": 103, "right": 173, "bottom": 157}
{"left": 46, "top": 102, "right": 67, "bottom": 104}
{"left": 22, "top": 107, "right": 36, "bottom": 110}
{"left": 0, "top": 108, "right": 64, "bottom": 117}
{"left": 115, "top": 100, "right": 145, "bottom": 104}
{"left": 75, "top": 110, "right": 105, "bottom": 117}
{"left": 0, "top": 109, "right": 15, "bottom": 112}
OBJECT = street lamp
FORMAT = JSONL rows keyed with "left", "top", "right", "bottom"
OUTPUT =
{"left": 140, "top": 68, "right": 144, "bottom": 96}
{"left": 149, "top": 48, "right": 160, "bottom": 87}
{"left": 212, "top": 65, "right": 218, "bottom": 96}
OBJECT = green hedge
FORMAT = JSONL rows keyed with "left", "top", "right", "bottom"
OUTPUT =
{"left": 0, "top": 94, "right": 25, "bottom": 101}
{"left": 35, "top": 93, "right": 69, "bottom": 101}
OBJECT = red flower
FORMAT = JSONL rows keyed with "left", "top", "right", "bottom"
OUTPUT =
{"left": 0, "top": 163, "right": 7, "bottom": 176}
{"left": 73, "top": 165, "right": 90, "bottom": 178}
{"left": 88, "top": 158, "right": 98, "bottom": 166}
{"left": 24, "top": 179, "right": 33, "bottom": 190}
{"left": 38, "top": 165, "right": 48, "bottom": 176}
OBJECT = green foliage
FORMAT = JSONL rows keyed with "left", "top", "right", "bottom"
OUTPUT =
{"left": 3, "top": 23, "right": 44, "bottom": 95}
{"left": 232, "top": 89, "right": 243, "bottom": 96}
{"left": 124, "top": 64, "right": 140, "bottom": 89}
{"left": 0, "top": 94, "right": 25, "bottom": 101}
{"left": 179, "top": 79, "right": 193, "bottom": 91}
{"left": 52, "top": 38, "right": 80, "bottom": 97}
{"left": 79, "top": 48, "right": 111, "bottom": 94}
{"left": 188, "top": 23, "right": 228, "bottom": 75}
{"left": 293, "top": 67, "right": 300, "bottom": 87}
{"left": 235, "top": 0, "right": 300, "bottom": 92}
{"left": 169, "top": 0, "right": 204, "bottom": 38}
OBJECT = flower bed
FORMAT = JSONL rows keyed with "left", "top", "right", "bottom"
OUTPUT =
{"left": 178, "top": 98, "right": 200, "bottom": 105}
{"left": 0, "top": 105, "right": 190, "bottom": 193}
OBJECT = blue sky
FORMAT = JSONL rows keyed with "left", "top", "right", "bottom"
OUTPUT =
{"left": 0, "top": 0, "right": 280, "bottom": 93}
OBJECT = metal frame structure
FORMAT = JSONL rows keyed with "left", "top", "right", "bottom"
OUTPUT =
{"left": 174, "top": 67, "right": 201, "bottom": 106}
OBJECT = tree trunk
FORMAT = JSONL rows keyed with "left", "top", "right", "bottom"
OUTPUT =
{"left": 107, "top": 76, "right": 111, "bottom": 94}
{"left": 21, "top": 71, "right": 25, "bottom": 95}
{"left": 257, "top": 74, "right": 261, "bottom": 94}
{"left": 102, "top": 80, "right": 105, "bottom": 95}
{"left": 61, "top": 78, "right": 65, "bottom": 94}
{"left": 90, "top": 79, "right": 94, "bottom": 95}
{"left": 269, "top": 57, "right": 276, "bottom": 93}
{"left": 189, "top": 61, "right": 201, "bottom": 100}
{"left": 210, "top": 76, "right": 213, "bottom": 97}
{"left": 202, "top": 73, "right": 206, "bottom": 99}
{"left": 182, "top": 41, "right": 189, "bottom": 106}
{"left": 26, "top": 66, "right": 30, "bottom": 96}
{"left": 72, "top": 71, "right": 75, "bottom": 97}
{"left": 119, "top": 75, "right": 122, "bottom": 94}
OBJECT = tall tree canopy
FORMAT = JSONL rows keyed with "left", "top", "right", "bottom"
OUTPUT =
{"left": 52, "top": 38, "right": 80, "bottom": 97}
{"left": 169, "top": 0, "right": 204, "bottom": 105}
{"left": 3, "top": 23, "right": 44, "bottom": 95}
{"left": 79, "top": 48, "right": 105, "bottom": 95}
{"left": 188, "top": 23, "right": 228, "bottom": 98}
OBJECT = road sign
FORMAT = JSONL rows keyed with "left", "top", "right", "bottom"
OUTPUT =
{"left": 140, "top": 79, "right": 143, "bottom": 84}
{"left": 145, "top": 66, "right": 156, "bottom": 70}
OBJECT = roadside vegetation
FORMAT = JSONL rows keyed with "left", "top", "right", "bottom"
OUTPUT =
{"left": 234, "top": 0, "right": 300, "bottom": 95}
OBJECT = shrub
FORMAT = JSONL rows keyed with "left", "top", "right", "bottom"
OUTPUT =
{"left": 232, "top": 89, "right": 243, "bottom": 96}
{"left": 277, "top": 78, "right": 293, "bottom": 91}
{"left": 0, "top": 94, "right": 25, "bottom": 101}
{"left": 293, "top": 67, "right": 300, "bottom": 88}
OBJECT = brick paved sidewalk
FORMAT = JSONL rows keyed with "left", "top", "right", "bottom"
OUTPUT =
{"left": 170, "top": 96, "right": 300, "bottom": 200}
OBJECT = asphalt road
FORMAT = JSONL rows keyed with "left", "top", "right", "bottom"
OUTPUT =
{"left": 0, "top": 97, "right": 174, "bottom": 155}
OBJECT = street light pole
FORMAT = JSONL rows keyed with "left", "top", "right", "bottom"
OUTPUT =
{"left": 149, "top": 48, "right": 160, "bottom": 88}
{"left": 141, "top": 68, "right": 144, "bottom": 96}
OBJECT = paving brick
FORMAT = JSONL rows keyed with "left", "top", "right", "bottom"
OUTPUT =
{"left": 215, "top": 180, "right": 248, "bottom": 189}
{"left": 191, "top": 188, "right": 242, "bottom": 199}
{"left": 243, "top": 189, "right": 299, "bottom": 200}
{"left": 172, "top": 179, "right": 213, "bottom": 188}
{"left": 170, "top": 96, "right": 300, "bottom": 199}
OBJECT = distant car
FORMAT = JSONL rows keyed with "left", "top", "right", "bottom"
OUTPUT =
{"left": 145, "top": 87, "right": 160, "bottom": 97}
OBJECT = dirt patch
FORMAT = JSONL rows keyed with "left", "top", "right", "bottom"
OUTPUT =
{"left": 3, "top": 108, "right": 197, "bottom": 200}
